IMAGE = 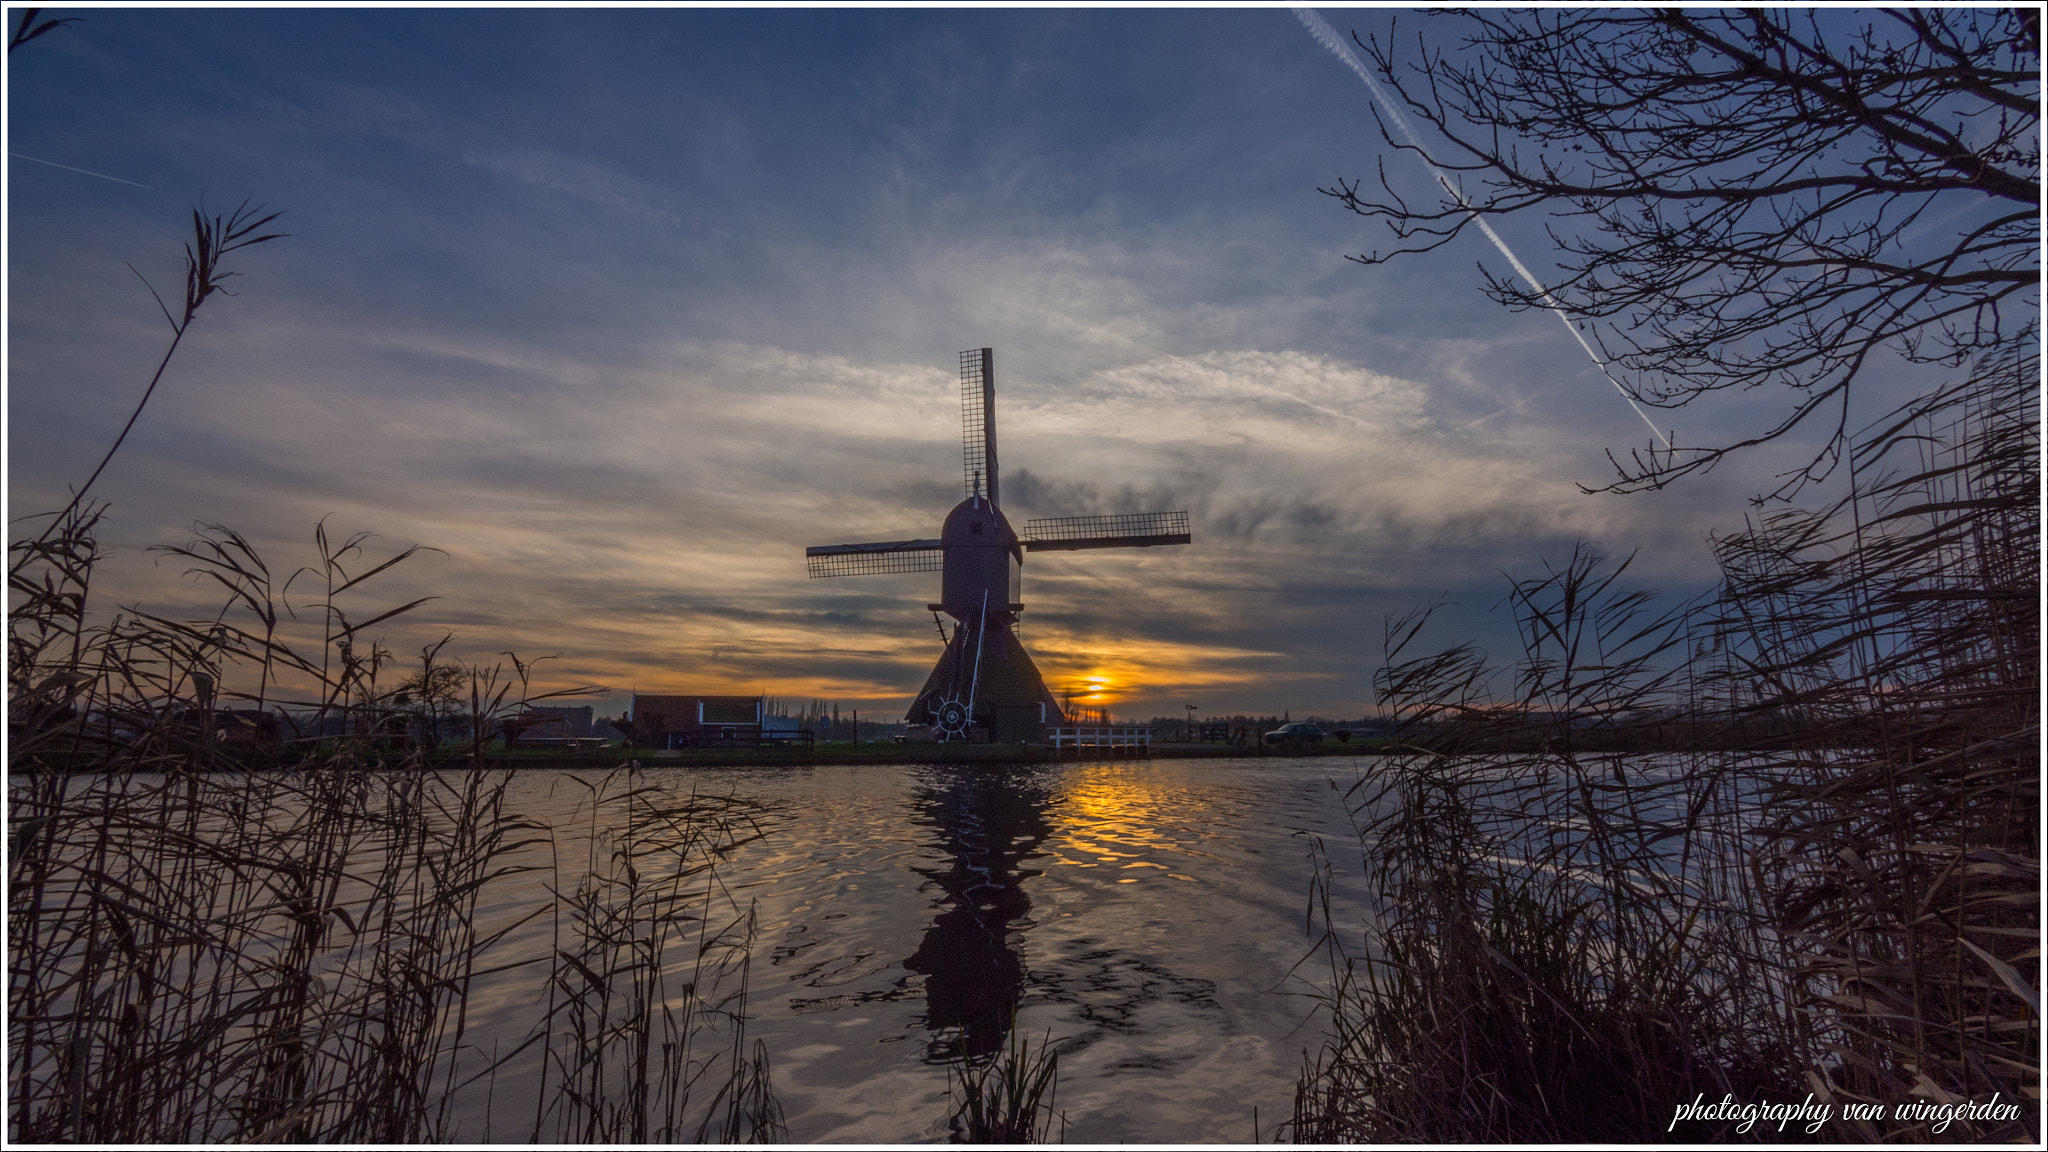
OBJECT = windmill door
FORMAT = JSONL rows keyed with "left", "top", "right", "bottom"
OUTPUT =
{"left": 992, "top": 705, "right": 1042, "bottom": 745}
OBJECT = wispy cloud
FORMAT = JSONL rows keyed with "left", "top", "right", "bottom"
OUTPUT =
{"left": 9, "top": 10, "right": 1754, "bottom": 718}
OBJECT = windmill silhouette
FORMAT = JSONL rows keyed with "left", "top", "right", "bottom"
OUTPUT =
{"left": 807, "top": 348, "right": 1190, "bottom": 742}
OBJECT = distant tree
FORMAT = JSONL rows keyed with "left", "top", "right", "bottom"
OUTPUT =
{"left": 1327, "top": 8, "right": 2039, "bottom": 496}
{"left": 613, "top": 711, "right": 654, "bottom": 749}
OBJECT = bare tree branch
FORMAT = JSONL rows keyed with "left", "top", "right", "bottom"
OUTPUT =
{"left": 1324, "top": 9, "right": 2039, "bottom": 497}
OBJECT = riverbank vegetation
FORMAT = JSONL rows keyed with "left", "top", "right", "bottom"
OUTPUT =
{"left": 7, "top": 195, "right": 789, "bottom": 1139}
{"left": 947, "top": 1024, "right": 1065, "bottom": 1143}
{"left": 1291, "top": 347, "right": 2036, "bottom": 1142}
{"left": 1289, "top": 10, "right": 2036, "bottom": 1142}
{"left": 7, "top": 505, "right": 787, "bottom": 1143}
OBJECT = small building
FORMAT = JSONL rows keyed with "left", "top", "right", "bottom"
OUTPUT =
{"left": 506, "top": 705, "right": 601, "bottom": 747}
{"left": 628, "top": 694, "right": 764, "bottom": 748}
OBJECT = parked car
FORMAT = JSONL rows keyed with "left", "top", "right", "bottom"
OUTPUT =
{"left": 1262, "top": 722, "right": 1325, "bottom": 746}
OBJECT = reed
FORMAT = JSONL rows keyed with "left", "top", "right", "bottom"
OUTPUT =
{"left": 1290, "top": 337, "right": 2037, "bottom": 1142}
{"left": 1290, "top": 549, "right": 1797, "bottom": 1143}
{"left": 7, "top": 510, "right": 785, "bottom": 1142}
{"left": 1717, "top": 335, "right": 2039, "bottom": 1138}
{"left": 525, "top": 769, "right": 785, "bottom": 1144}
{"left": 10, "top": 204, "right": 785, "bottom": 1142}
{"left": 947, "top": 1024, "right": 1064, "bottom": 1144}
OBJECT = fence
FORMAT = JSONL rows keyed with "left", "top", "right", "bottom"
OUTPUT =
{"left": 1049, "top": 725, "right": 1151, "bottom": 750}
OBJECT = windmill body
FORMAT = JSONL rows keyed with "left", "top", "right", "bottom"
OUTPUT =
{"left": 807, "top": 349, "right": 1190, "bottom": 742}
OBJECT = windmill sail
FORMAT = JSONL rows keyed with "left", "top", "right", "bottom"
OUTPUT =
{"left": 806, "top": 538, "right": 943, "bottom": 578}
{"left": 960, "top": 347, "right": 998, "bottom": 506}
{"left": 1022, "top": 511, "right": 1190, "bottom": 552}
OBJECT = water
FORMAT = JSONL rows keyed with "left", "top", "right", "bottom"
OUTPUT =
{"left": 477, "top": 756, "right": 1380, "bottom": 1143}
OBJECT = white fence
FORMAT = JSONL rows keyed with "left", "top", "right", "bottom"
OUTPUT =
{"left": 1049, "top": 725, "right": 1152, "bottom": 749}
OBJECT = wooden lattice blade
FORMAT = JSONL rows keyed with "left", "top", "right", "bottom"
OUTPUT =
{"left": 1021, "top": 511, "right": 1189, "bottom": 551}
{"left": 806, "top": 539, "right": 943, "bottom": 577}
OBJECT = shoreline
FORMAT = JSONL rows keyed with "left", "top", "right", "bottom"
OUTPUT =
{"left": 13, "top": 740, "right": 1395, "bottom": 775}
{"left": 468, "top": 740, "right": 1391, "bottom": 770}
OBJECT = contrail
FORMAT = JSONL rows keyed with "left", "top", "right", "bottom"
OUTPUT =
{"left": 9, "top": 152, "right": 154, "bottom": 190}
{"left": 1294, "top": 8, "right": 1671, "bottom": 448}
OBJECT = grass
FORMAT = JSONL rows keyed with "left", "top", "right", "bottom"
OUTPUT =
{"left": 1289, "top": 336, "right": 2038, "bottom": 1142}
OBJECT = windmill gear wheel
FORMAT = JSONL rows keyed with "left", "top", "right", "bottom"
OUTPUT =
{"left": 932, "top": 695, "right": 972, "bottom": 739}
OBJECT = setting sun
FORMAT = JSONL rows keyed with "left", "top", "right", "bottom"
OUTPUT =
{"left": 1063, "top": 671, "right": 1125, "bottom": 705}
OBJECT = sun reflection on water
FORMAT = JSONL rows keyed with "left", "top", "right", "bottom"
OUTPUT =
{"left": 1046, "top": 770, "right": 1244, "bottom": 886}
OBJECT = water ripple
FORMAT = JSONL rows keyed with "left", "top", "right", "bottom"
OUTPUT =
{"left": 472, "top": 756, "right": 1378, "bottom": 1143}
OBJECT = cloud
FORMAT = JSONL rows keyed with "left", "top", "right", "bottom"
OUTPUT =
{"left": 17, "top": 311, "right": 1730, "bottom": 718}
{"left": 7, "top": 10, "right": 1759, "bottom": 720}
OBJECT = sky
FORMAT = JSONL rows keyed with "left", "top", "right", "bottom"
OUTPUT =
{"left": 7, "top": 6, "right": 1857, "bottom": 721}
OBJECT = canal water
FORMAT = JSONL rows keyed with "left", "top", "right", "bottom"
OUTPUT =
{"left": 471, "top": 756, "right": 1381, "bottom": 1144}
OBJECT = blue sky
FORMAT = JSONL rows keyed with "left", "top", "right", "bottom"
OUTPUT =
{"left": 8, "top": 7, "right": 1832, "bottom": 719}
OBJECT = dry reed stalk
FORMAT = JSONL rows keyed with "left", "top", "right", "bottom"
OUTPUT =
{"left": 523, "top": 768, "right": 785, "bottom": 1144}
{"left": 34, "top": 203, "right": 284, "bottom": 543}
{"left": 10, "top": 209, "right": 783, "bottom": 1141}
{"left": 9, "top": 511, "right": 785, "bottom": 1142}
{"left": 1290, "top": 548, "right": 1797, "bottom": 1143}
{"left": 7, "top": 745, "right": 552, "bottom": 1140}
{"left": 1290, "top": 335, "right": 2037, "bottom": 1142}
{"left": 1716, "top": 334, "right": 2039, "bottom": 1140}
{"left": 947, "top": 1023, "right": 1064, "bottom": 1144}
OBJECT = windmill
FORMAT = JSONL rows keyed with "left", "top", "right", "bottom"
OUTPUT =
{"left": 807, "top": 348, "right": 1190, "bottom": 742}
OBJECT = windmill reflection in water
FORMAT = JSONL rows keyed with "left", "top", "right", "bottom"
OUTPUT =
{"left": 904, "top": 764, "right": 1057, "bottom": 1062}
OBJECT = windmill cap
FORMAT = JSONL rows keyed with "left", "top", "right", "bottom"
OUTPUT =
{"left": 940, "top": 497, "right": 1019, "bottom": 547}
